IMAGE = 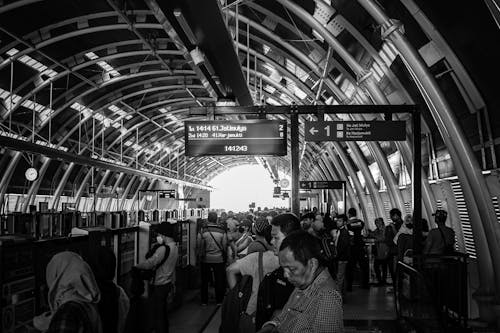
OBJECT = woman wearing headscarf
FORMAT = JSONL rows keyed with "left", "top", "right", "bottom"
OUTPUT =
{"left": 90, "top": 246, "right": 130, "bottom": 333}
{"left": 33, "top": 251, "right": 102, "bottom": 333}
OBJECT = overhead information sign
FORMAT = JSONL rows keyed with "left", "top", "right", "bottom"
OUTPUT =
{"left": 299, "top": 181, "right": 345, "bottom": 189}
{"left": 305, "top": 121, "right": 406, "bottom": 141}
{"left": 185, "top": 120, "right": 286, "bottom": 156}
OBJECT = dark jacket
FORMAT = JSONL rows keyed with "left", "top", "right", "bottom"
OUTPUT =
{"left": 336, "top": 227, "right": 351, "bottom": 262}
{"left": 385, "top": 224, "right": 398, "bottom": 255}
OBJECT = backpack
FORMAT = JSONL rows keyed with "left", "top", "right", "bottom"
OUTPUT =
{"left": 220, "top": 252, "right": 263, "bottom": 333}
{"left": 219, "top": 276, "right": 253, "bottom": 333}
{"left": 138, "top": 244, "right": 170, "bottom": 282}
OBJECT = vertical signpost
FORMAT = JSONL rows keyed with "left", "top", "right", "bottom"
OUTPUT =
{"left": 291, "top": 111, "right": 300, "bottom": 217}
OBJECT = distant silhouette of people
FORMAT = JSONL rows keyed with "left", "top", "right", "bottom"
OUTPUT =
{"left": 423, "top": 209, "right": 455, "bottom": 255}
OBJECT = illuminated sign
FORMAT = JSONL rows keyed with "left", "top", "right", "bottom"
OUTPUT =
{"left": 184, "top": 120, "right": 286, "bottom": 156}
{"left": 299, "top": 181, "right": 345, "bottom": 189}
{"left": 305, "top": 121, "right": 406, "bottom": 141}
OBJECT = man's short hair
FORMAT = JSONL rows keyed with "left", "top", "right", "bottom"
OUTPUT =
{"left": 208, "top": 211, "right": 218, "bottom": 223}
{"left": 279, "top": 230, "right": 323, "bottom": 267}
{"left": 336, "top": 214, "right": 347, "bottom": 222}
{"left": 347, "top": 207, "right": 357, "bottom": 217}
{"left": 300, "top": 212, "right": 315, "bottom": 221}
{"left": 390, "top": 208, "right": 402, "bottom": 218}
{"left": 271, "top": 213, "right": 300, "bottom": 236}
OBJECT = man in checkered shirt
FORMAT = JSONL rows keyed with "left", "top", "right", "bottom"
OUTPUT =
{"left": 257, "top": 230, "right": 344, "bottom": 333}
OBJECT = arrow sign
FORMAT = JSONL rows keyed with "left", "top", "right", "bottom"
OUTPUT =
{"left": 305, "top": 121, "right": 406, "bottom": 141}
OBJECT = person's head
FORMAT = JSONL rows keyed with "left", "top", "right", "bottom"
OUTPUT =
{"left": 312, "top": 207, "right": 318, "bottom": 214}
{"left": 279, "top": 231, "right": 324, "bottom": 289}
{"left": 46, "top": 251, "right": 100, "bottom": 312}
{"left": 404, "top": 214, "right": 413, "bottom": 229}
{"left": 270, "top": 213, "right": 300, "bottom": 255}
{"left": 312, "top": 213, "right": 324, "bottom": 233}
{"left": 347, "top": 207, "right": 357, "bottom": 218}
{"left": 239, "top": 219, "right": 252, "bottom": 233}
{"left": 156, "top": 222, "right": 175, "bottom": 243}
{"left": 433, "top": 209, "right": 448, "bottom": 225}
{"left": 375, "top": 217, "right": 384, "bottom": 230}
{"left": 300, "top": 212, "right": 315, "bottom": 231}
{"left": 334, "top": 214, "right": 347, "bottom": 230}
{"left": 208, "top": 211, "right": 218, "bottom": 224}
{"left": 390, "top": 208, "right": 402, "bottom": 222}
{"left": 228, "top": 211, "right": 234, "bottom": 218}
{"left": 253, "top": 217, "right": 269, "bottom": 237}
{"left": 90, "top": 246, "right": 116, "bottom": 282}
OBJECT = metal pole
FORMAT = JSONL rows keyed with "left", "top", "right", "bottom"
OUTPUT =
{"left": 412, "top": 107, "right": 422, "bottom": 256}
{"left": 9, "top": 62, "right": 13, "bottom": 131}
{"left": 291, "top": 110, "right": 300, "bottom": 216}
{"left": 49, "top": 82, "right": 53, "bottom": 144}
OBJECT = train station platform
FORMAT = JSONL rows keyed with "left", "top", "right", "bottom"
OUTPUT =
{"left": 168, "top": 284, "right": 397, "bottom": 333}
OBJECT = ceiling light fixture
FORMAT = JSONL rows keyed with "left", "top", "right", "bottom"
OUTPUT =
{"left": 174, "top": 9, "right": 198, "bottom": 45}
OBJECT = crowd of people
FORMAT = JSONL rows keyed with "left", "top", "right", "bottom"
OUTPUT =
{"left": 33, "top": 206, "right": 455, "bottom": 333}
{"left": 198, "top": 206, "right": 456, "bottom": 333}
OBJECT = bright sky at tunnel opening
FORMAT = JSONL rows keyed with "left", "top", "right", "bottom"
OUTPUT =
{"left": 209, "top": 164, "right": 290, "bottom": 213}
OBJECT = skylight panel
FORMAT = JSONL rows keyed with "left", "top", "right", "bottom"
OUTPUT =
{"left": 8, "top": 50, "right": 60, "bottom": 78}
{"left": 85, "top": 52, "right": 99, "bottom": 60}
{"left": 263, "top": 44, "right": 271, "bottom": 55}
{"left": 85, "top": 52, "right": 120, "bottom": 77}
{"left": 266, "top": 97, "right": 280, "bottom": 106}
{"left": 263, "top": 85, "right": 276, "bottom": 94}
{"left": 108, "top": 104, "right": 131, "bottom": 119}
{"left": 6, "top": 48, "right": 19, "bottom": 56}
{"left": 294, "top": 87, "right": 307, "bottom": 99}
{"left": 280, "top": 94, "right": 293, "bottom": 104}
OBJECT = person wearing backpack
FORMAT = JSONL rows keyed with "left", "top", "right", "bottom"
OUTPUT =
{"left": 255, "top": 213, "right": 301, "bottom": 331}
{"left": 134, "top": 222, "right": 178, "bottom": 333}
{"left": 423, "top": 209, "right": 455, "bottom": 255}
{"left": 226, "top": 220, "right": 280, "bottom": 332}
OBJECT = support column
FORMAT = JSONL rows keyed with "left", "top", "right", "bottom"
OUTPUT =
{"left": 291, "top": 112, "right": 300, "bottom": 217}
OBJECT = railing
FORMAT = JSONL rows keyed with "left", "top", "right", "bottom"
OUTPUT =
{"left": 395, "top": 253, "right": 470, "bottom": 332}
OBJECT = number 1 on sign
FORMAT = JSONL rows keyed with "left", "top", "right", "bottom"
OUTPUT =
{"left": 324, "top": 125, "right": 331, "bottom": 137}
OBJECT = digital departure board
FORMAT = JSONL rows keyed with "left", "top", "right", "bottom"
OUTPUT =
{"left": 184, "top": 120, "right": 287, "bottom": 156}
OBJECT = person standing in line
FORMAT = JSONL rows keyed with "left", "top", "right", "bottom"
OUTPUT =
{"left": 33, "top": 251, "right": 102, "bottom": 333}
{"left": 385, "top": 208, "right": 402, "bottom": 283}
{"left": 395, "top": 215, "right": 414, "bottom": 264}
{"left": 134, "top": 222, "right": 178, "bottom": 333}
{"left": 226, "top": 224, "right": 280, "bottom": 332}
{"left": 423, "top": 209, "right": 455, "bottom": 255}
{"left": 198, "top": 211, "right": 228, "bottom": 305}
{"left": 300, "top": 212, "right": 315, "bottom": 233}
{"left": 257, "top": 231, "right": 344, "bottom": 333}
{"left": 370, "top": 218, "right": 390, "bottom": 286}
{"left": 346, "top": 207, "right": 369, "bottom": 290}
{"left": 247, "top": 217, "right": 273, "bottom": 254}
{"left": 90, "top": 246, "right": 129, "bottom": 333}
{"left": 255, "top": 213, "right": 301, "bottom": 331}
{"left": 332, "top": 214, "right": 351, "bottom": 300}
